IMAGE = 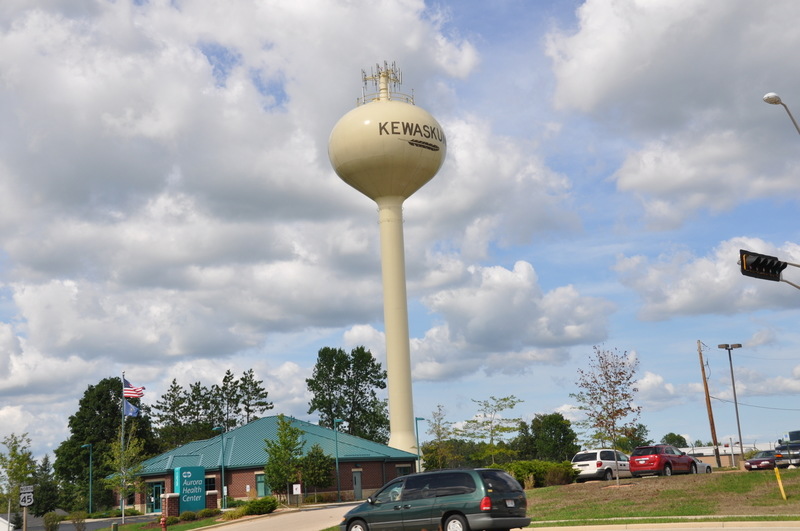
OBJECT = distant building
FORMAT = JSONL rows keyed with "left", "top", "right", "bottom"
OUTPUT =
{"left": 132, "top": 415, "right": 416, "bottom": 514}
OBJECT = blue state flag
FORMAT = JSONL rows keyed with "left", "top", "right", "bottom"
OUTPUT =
{"left": 123, "top": 398, "right": 140, "bottom": 417}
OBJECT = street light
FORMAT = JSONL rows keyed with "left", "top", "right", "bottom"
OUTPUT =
{"left": 414, "top": 417, "right": 425, "bottom": 472}
{"left": 334, "top": 419, "right": 344, "bottom": 502}
{"left": 763, "top": 92, "right": 800, "bottom": 136}
{"left": 718, "top": 344, "right": 745, "bottom": 467}
{"left": 212, "top": 427, "right": 227, "bottom": 509}
{"left": 80, "top": 444, "right": 93, "bottom": 514}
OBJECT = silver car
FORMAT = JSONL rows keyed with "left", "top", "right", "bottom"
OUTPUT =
{"left": 572, "top": 449, "right": 632, "bottom": 481}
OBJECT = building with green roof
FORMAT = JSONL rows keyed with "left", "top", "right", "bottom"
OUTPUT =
{"left": 133, "top": 415, "right": 417, "bottom": 514}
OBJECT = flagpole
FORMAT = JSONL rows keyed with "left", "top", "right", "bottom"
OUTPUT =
{"left": 120, "top": 371, "right": 126, "bottom": 525}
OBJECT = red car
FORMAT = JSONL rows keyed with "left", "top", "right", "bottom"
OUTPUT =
{"left": 744, "top": 450, "right": 776, "bottom": 471}
{"left": 630, "top": 444, "right": 697, "bottom": 477}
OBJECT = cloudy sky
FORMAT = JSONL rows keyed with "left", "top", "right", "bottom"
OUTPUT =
{"left": 2, "top": 0, "right": 800, "bottom": 460}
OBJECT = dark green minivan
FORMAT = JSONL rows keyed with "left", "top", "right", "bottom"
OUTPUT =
{"left": 339, "top": 468, "right": 530, "bottom": 531}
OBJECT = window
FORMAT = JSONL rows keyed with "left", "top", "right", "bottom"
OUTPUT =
{"left": 205, "top": 477, "right": 216, "bottom": 492}
{"left": 432, "top": 472, "right": 476, "bottom": 497}
{"left": 478, "top": 469, "right": 521, "bottom": 493}
{"left": 396, "top": 465, "right": 412, "bottom": 476}
{"left": 255, "top": 474, "right": 269, "bottom": 497}
{"left": 599, "top": 450, "right": 614, "bottom": 460}
{"left": 374, "top": 479, "right": 403, "bottom": 504}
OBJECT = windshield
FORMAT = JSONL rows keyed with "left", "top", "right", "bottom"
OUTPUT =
{"left": 571, "top": 452, "right": 597, "bottom": 462}
{"left": 631, "top": 446, "right": 658, "bottom": 457}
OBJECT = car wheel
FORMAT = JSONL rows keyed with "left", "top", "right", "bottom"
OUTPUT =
{"left": 662, "top": 464, "right": 672, "bottom": 476}
{"left": 444, "top": 514, "right": 469, "bottom": 531}
{"left": 705, "top": 466, "right": 712, "bottom": 474}
{"left": 347, "top": 519, "right": 369, "bottom": 531}
{"left": 604, "top": 469, "right": 613, "bottom": 481}
{"left": 690, "top": 463, "right": 697, "bottom": 474}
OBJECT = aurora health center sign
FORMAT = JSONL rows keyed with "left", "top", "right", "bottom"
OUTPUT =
{"left": 173, "top": 466, "right": 205, "bottom": 512}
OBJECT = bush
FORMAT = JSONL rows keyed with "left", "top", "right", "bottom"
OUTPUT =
{"left": 43, "top": 512, "right": 62, "bottom": 531}
{"left": 164, "top": 516, "right": 180, "bottom": 526}
{"left": 68, "top": 511, "right": 87, "bottom": 531}
{"left": 220, "top": 507, "right": 247, "bottom": 521}
{"left": 226, "top": 497, "right": 247, "bottom": 507}
{"left": 243, "top": 496, "right": 279, "bottom": 515}
{"left": 196, "top": 508, "right": 221, "bottom": 519}
{"left": 179, "top": 511, "right": 196, "bottom": 521}
{"left": 503, "top": 460, "right": 578, "bottom": 488}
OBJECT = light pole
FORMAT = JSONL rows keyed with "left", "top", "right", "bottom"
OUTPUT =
{"left": 414, "top": 417, "right": 425, "bottom": 472}
{"left": 334, "top": 418, "right": 343, "bottom": 502}
{"left": 718, "top": 344, "right": 745, "bottom": 467}
{"left": 212, "top": 427, "right": 227, "bottom": 509}
{"left": 763, "top": 93, "right": 800, "bottom": 136}
{"left": 80, "top": 444, "right": 93, "bottom": 514}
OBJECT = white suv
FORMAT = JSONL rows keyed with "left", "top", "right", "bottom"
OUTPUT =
{"left": 571, "top": 449, "right": 632, "bottom": 481}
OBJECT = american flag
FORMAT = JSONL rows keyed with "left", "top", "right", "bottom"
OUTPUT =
{"left": 123, "top": 378, "right": 145, "bottom": 398}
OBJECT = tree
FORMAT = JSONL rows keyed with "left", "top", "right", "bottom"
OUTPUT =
{"left": 264, "top": 415, "right": 305, "bottom": 501}
{"left": 529, "top": 413, "right": 580, "bottom": 462}
{"left": 102, "top": 423, "right": 147, "bottom": 511}
{"left": 238, "top": 369, "right": 273, "bottom": 424}
{"left": 0, "top": 433, "right": 37, "bottom": 515}
{"left": 661, "top": 433, "right": 688, "bottom": 448}
{"left": 617, "top": 423, "right": 652, "bottom": 454}
{"left": 423, "top": 405, "right": 459, "bottom": 469}
{"left": 31, "top": 455, "right": 59, "bottom": 517}
{"left": 571, "top": 346, "right": 641, "bottom": 450}
{"left": 456, "top": 395, "right": 523, "bottom": 465}
{"left": 306, "top": 346, "right": 390, "bottom": 443}
{"left": 54, "top": 377, "right": 157, "bottom": 510}
{"left": 300, "top": 444, "right": 334, "bottom": 498}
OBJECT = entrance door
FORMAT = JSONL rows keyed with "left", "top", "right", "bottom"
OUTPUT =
{"left": 147, "top": 482, "right": 164, "bottom": 513}
{"left": 352, "top": 471, "right": 362, "bottom": 500}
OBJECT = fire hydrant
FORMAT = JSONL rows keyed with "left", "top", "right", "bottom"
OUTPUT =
{"left": 160, "top": 516, "right": 167, "bottom": 531}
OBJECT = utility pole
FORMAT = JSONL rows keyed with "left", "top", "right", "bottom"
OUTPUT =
{"left": 698, "top": 340, "right": 722, "bottom": 467}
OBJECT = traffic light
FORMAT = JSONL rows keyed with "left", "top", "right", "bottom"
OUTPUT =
{"left": 740, "top": 249, "right": 788, "bottom": 282}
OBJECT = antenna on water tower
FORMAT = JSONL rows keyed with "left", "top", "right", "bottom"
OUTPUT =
{"left": 328, "top": 62, "right": 446, "bottom": 454}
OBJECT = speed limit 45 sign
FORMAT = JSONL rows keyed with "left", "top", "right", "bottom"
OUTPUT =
{"left": 19, "top": 485, "right": 33, "bottom": 507}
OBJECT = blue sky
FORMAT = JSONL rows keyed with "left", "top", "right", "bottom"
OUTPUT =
{"left": 1, "top": 0, "right": 800, "bottom": 461}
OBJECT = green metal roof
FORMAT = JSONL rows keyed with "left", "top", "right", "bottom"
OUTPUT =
{"left": 138, "top": 416, "right": 416, "bottom": 476}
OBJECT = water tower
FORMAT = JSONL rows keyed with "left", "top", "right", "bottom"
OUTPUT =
{"left": 328, "top": 62, "right": 447, "bottom": 453}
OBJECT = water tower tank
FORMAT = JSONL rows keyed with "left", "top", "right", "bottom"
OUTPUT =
{"left": 328, "top": 69, "right": 446, "bottom": 200}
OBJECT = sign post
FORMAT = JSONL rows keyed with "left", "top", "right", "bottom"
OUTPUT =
{"left": 19, "top": 486, "right": 33, "bottom": 531}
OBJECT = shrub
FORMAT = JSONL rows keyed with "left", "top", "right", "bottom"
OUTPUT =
{"left": 220, "top": 507, "right": 247, "bottom": 521}
{"left": 165, "top": 516, "right": 180, "bottom": 526}
{"left": 68, "top": 511, "right": 87, "bottom": 531}
{"left": 43, "top": 512, "right": 62, "bottom": 531}
{"left": 226, "top": 497, "right": 247, "bottom": 507}
{"left": 196, "top": 508, "right": 221, "bottom": 519}
{"left": 503, "top": 460, "right": 578, "bottom": 488}
{"left": 179, "top": 511, "right": 196, "bottom": 521}
{"left": 243, "top": 496, "right": 279, "bottom": 515}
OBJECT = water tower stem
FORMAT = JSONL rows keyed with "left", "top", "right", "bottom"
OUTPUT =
{"left": 377, "top": 195, "right": 417, "bottom": 452}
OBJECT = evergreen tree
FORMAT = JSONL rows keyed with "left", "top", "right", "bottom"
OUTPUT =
{"left": 306, "top": 346, "right": 389, "bottom": 443}
{"left": 31, "top": 455, "right": 59, "bottom": 517}
{"left": 264, "top": 415, "right": 305, "bottom": 501}
{"left": 239, "top": 369, "right": 273, "bottom": 424}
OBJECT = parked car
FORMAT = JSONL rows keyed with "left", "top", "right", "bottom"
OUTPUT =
{"left": 629, "top": 444, "right": 697, "bottom": 477}
{"left": 773, "top": 444, "right": 800, "bottom": 468}
{"left": 339, "top": 468, "right": 531, "bottom": 531}
{"left": 691, "top": 456, "right": 712, "bottom": 473}
{"left": 571, "top": 449, "right": 632, "bottom": 481}
{"left": 744, "top": 450, "right": 776, "bottom": 471}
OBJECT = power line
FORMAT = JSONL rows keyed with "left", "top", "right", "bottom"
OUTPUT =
{"left": 710, "top": 395, "right": 800, "bottom": 412}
